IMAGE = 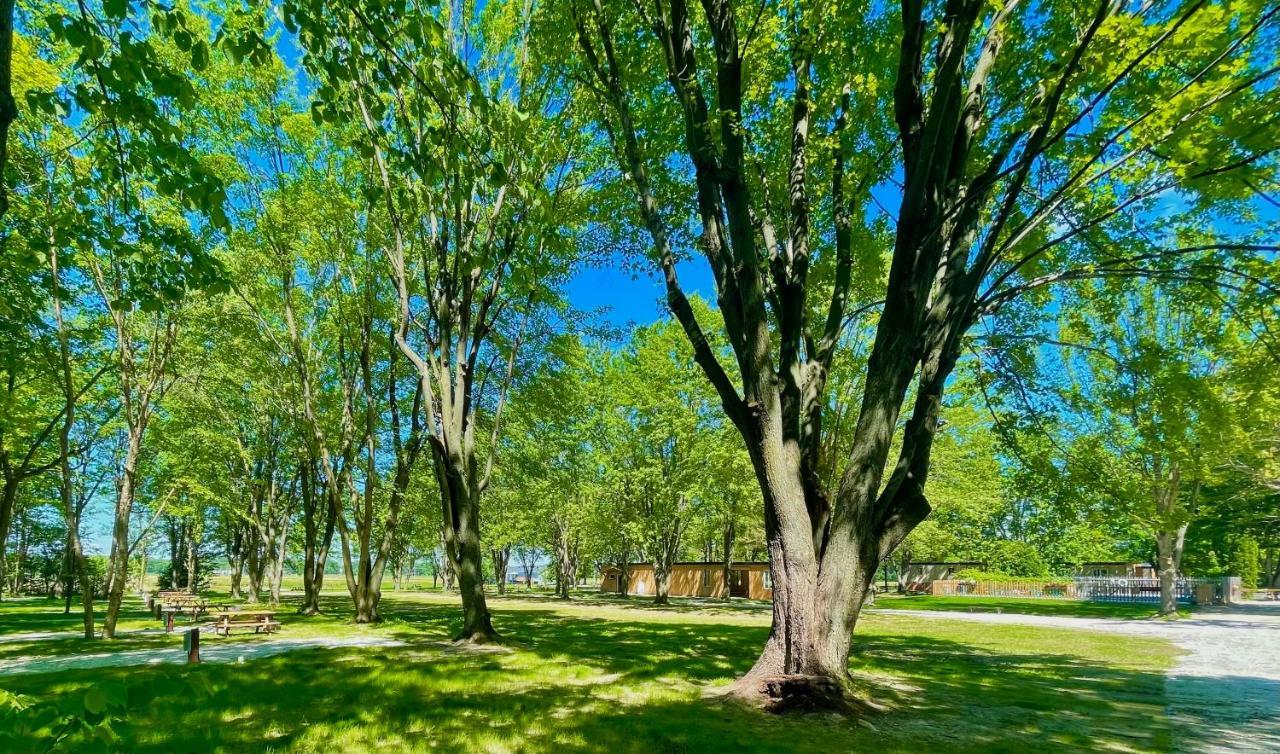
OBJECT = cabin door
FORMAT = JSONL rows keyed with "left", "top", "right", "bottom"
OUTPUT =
{"left": 729, "top": 570, "right": 749, "bottom": 598}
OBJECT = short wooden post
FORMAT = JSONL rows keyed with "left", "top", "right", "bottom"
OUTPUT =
{"left": 165, "top": 610, "right": 174, "bottom": 633}
{"left": 184, "top": 628, "right": 200, "bottom": 664}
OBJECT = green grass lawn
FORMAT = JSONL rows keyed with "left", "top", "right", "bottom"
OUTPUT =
{"left": 0, "top": 591, "right": 1181, "bottom": 753}
{"left": 871, "top": 593, "right": 1190, "bottom": 619}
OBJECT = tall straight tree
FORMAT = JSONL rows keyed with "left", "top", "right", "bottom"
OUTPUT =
{"left": 285, "top": 0, "right": 582, "bottom": 640}
{"left": 564, "top": 0, "right": 1279, "bottom": 704}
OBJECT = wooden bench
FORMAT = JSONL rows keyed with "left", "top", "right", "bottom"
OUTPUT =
{"left": 209, "top": 611, "right": 281, "bottom": 637}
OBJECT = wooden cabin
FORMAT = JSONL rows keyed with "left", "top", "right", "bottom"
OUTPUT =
{"left": 600, "top": 562, "right": 773, "bottom": 600}
{"left": 1074, "top": 561, "right": 1157, "bottom": 578}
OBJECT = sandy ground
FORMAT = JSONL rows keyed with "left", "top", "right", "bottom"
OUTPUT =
{"left": 0, "top": 634, "right": 406, "bottom": 676}
{"left": 878, "top": 603, "right": 1280, "bottom": 753}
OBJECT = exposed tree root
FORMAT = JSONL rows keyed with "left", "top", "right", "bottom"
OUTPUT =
{"left": 451, "top": 629, "right": 503, "bottom": 646}
{"left": 715, "top": 673, "right": 887, "bottom": 717}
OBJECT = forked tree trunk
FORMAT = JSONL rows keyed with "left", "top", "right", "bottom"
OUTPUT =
{"left": 298, "top": 459, "right": 337, "bottom": 616}
{"left": 552, "top": 520, "right": 575, "bottom": 600}
{"left": 492, "top": 545, "right": 510, "bottom": 595}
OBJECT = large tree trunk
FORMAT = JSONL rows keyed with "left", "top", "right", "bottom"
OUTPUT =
{"left": 552, "top": 520, "right": 574, "bottom": 600}
{"left": 248, "top": 548, "right": 264, "bottom": 603}
{"left": 619, "top": 548, "right": 631, "bottom": 598}
{"left": 1156, "top": 526, "right": 1188, "bottom": 616}
{"left": 435, "top": 455, "right": 497, "bottom": 642}
{"left": 229, "top": 556, "right": 244, "bottom": 600}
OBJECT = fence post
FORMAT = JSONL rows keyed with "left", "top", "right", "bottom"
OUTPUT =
{"left": 184, "top": 627, "right": 200, "bottom": 664}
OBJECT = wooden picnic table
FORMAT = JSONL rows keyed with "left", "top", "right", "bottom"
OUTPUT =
{"left": 208, "top": 610, "right": 281, "bottom": 637}
{"left": 158, "top": 599, "right": 209, "bottom": 631}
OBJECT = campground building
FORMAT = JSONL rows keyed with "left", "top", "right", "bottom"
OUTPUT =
{"left": 600, "top": 562, "right": 773, "bottom": 600}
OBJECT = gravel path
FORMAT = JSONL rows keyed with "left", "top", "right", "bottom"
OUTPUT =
{"left": 878, "top": 603, "right": 1280, "bottom": 753}
{"left": 0, "top": 634, "right": 406, "bottom": 676}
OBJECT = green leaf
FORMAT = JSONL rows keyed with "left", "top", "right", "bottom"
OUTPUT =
{"left": 191, "top": 41, "right": 210, "bottom": 71}
{"left": 83, "top": 688, "right": 108, "bottom": 715}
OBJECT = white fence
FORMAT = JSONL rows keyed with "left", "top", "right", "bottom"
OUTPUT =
{"left": 932, "top": 576, "right": 1231, "bottom": 604}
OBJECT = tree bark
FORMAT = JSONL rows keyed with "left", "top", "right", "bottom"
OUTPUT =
{"left": 103, "top": 428, "right": 142, "bottom": 638}
{"left": 0, "top": 475, "right": 15, "bottom": 598}
{"left": 1156, "top": 526, "right": 1188, "bottom": 616}
{"left": 434, "top": 448, "right": 498, "bottom": 641}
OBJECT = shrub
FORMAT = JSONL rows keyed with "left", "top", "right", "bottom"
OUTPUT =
{"left": 1231, "top": 537, "right": 1261, "bottom": 588}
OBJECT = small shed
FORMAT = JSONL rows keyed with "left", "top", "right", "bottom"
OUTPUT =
{"left": 1074, "top": 561, "right": 1157, "bottom": 578}
{"left": 901, "top": 561, "right": 986, "bottom": 591}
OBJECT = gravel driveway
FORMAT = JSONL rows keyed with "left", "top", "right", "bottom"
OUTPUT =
{"left": 879, "top": 603, "right": 1280, "bottom": 753}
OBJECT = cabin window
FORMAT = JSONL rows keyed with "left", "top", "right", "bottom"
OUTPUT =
{"left": 763, "top": 571, "right": 772, "bottom": 589}
{"left": 701, "top": 569, "right": 712, "bottom": 587}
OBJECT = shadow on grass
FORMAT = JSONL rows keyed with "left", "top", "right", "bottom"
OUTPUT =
{"left": 0, "top": 598, "right": 153, "bottom": 636}
{"left": 2, "top": 593, "right": 1204, "bottom": 753}
{"left": 871, "top": 594, "right": 1181, "bottom": 620}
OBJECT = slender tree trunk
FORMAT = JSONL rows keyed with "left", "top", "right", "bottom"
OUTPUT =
{"left": 103, "top": 432, "right": 142, "bottom": 639}
{"left": 9, "top": 510, "right": 27, "bottom": 595}
{"left": 0, "top": 475, "right": 15, "bottom": 599}
{"left": 492, "top": 545, "right": 510, "bottom": 596}
{"left": 51, "top": 247, "right": 94, "bottom": 639}
{"left": 185, "top": 523, "right": 199, "bottom": 594}
{"left": 62, "top": 528, "right": 74, "bottom": 614}
{"left": 619, "top": 548, "right": 630, "bottom": 597}
{"left": 721, "top": 518, "right": 735, "bottom": 600}
{"left": 269, "top": 529, "right": 286, "bottom": 606}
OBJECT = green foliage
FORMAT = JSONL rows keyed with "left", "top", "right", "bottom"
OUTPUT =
{"left": 972, "top": 541, "right": 1052, "bottom": 579}
{"left": 1230, "top": 537, "right": 1261, "bottom": 588}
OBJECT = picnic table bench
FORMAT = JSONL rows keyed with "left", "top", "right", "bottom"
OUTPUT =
{"left": 160, "top": 601, "right": 210, "bottom": 631}
{"left": 208, "top": 610, "right": 281, "bottom": 637}
{"left": 1248, "top": 588, "right": 1280, "bottom": 601}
